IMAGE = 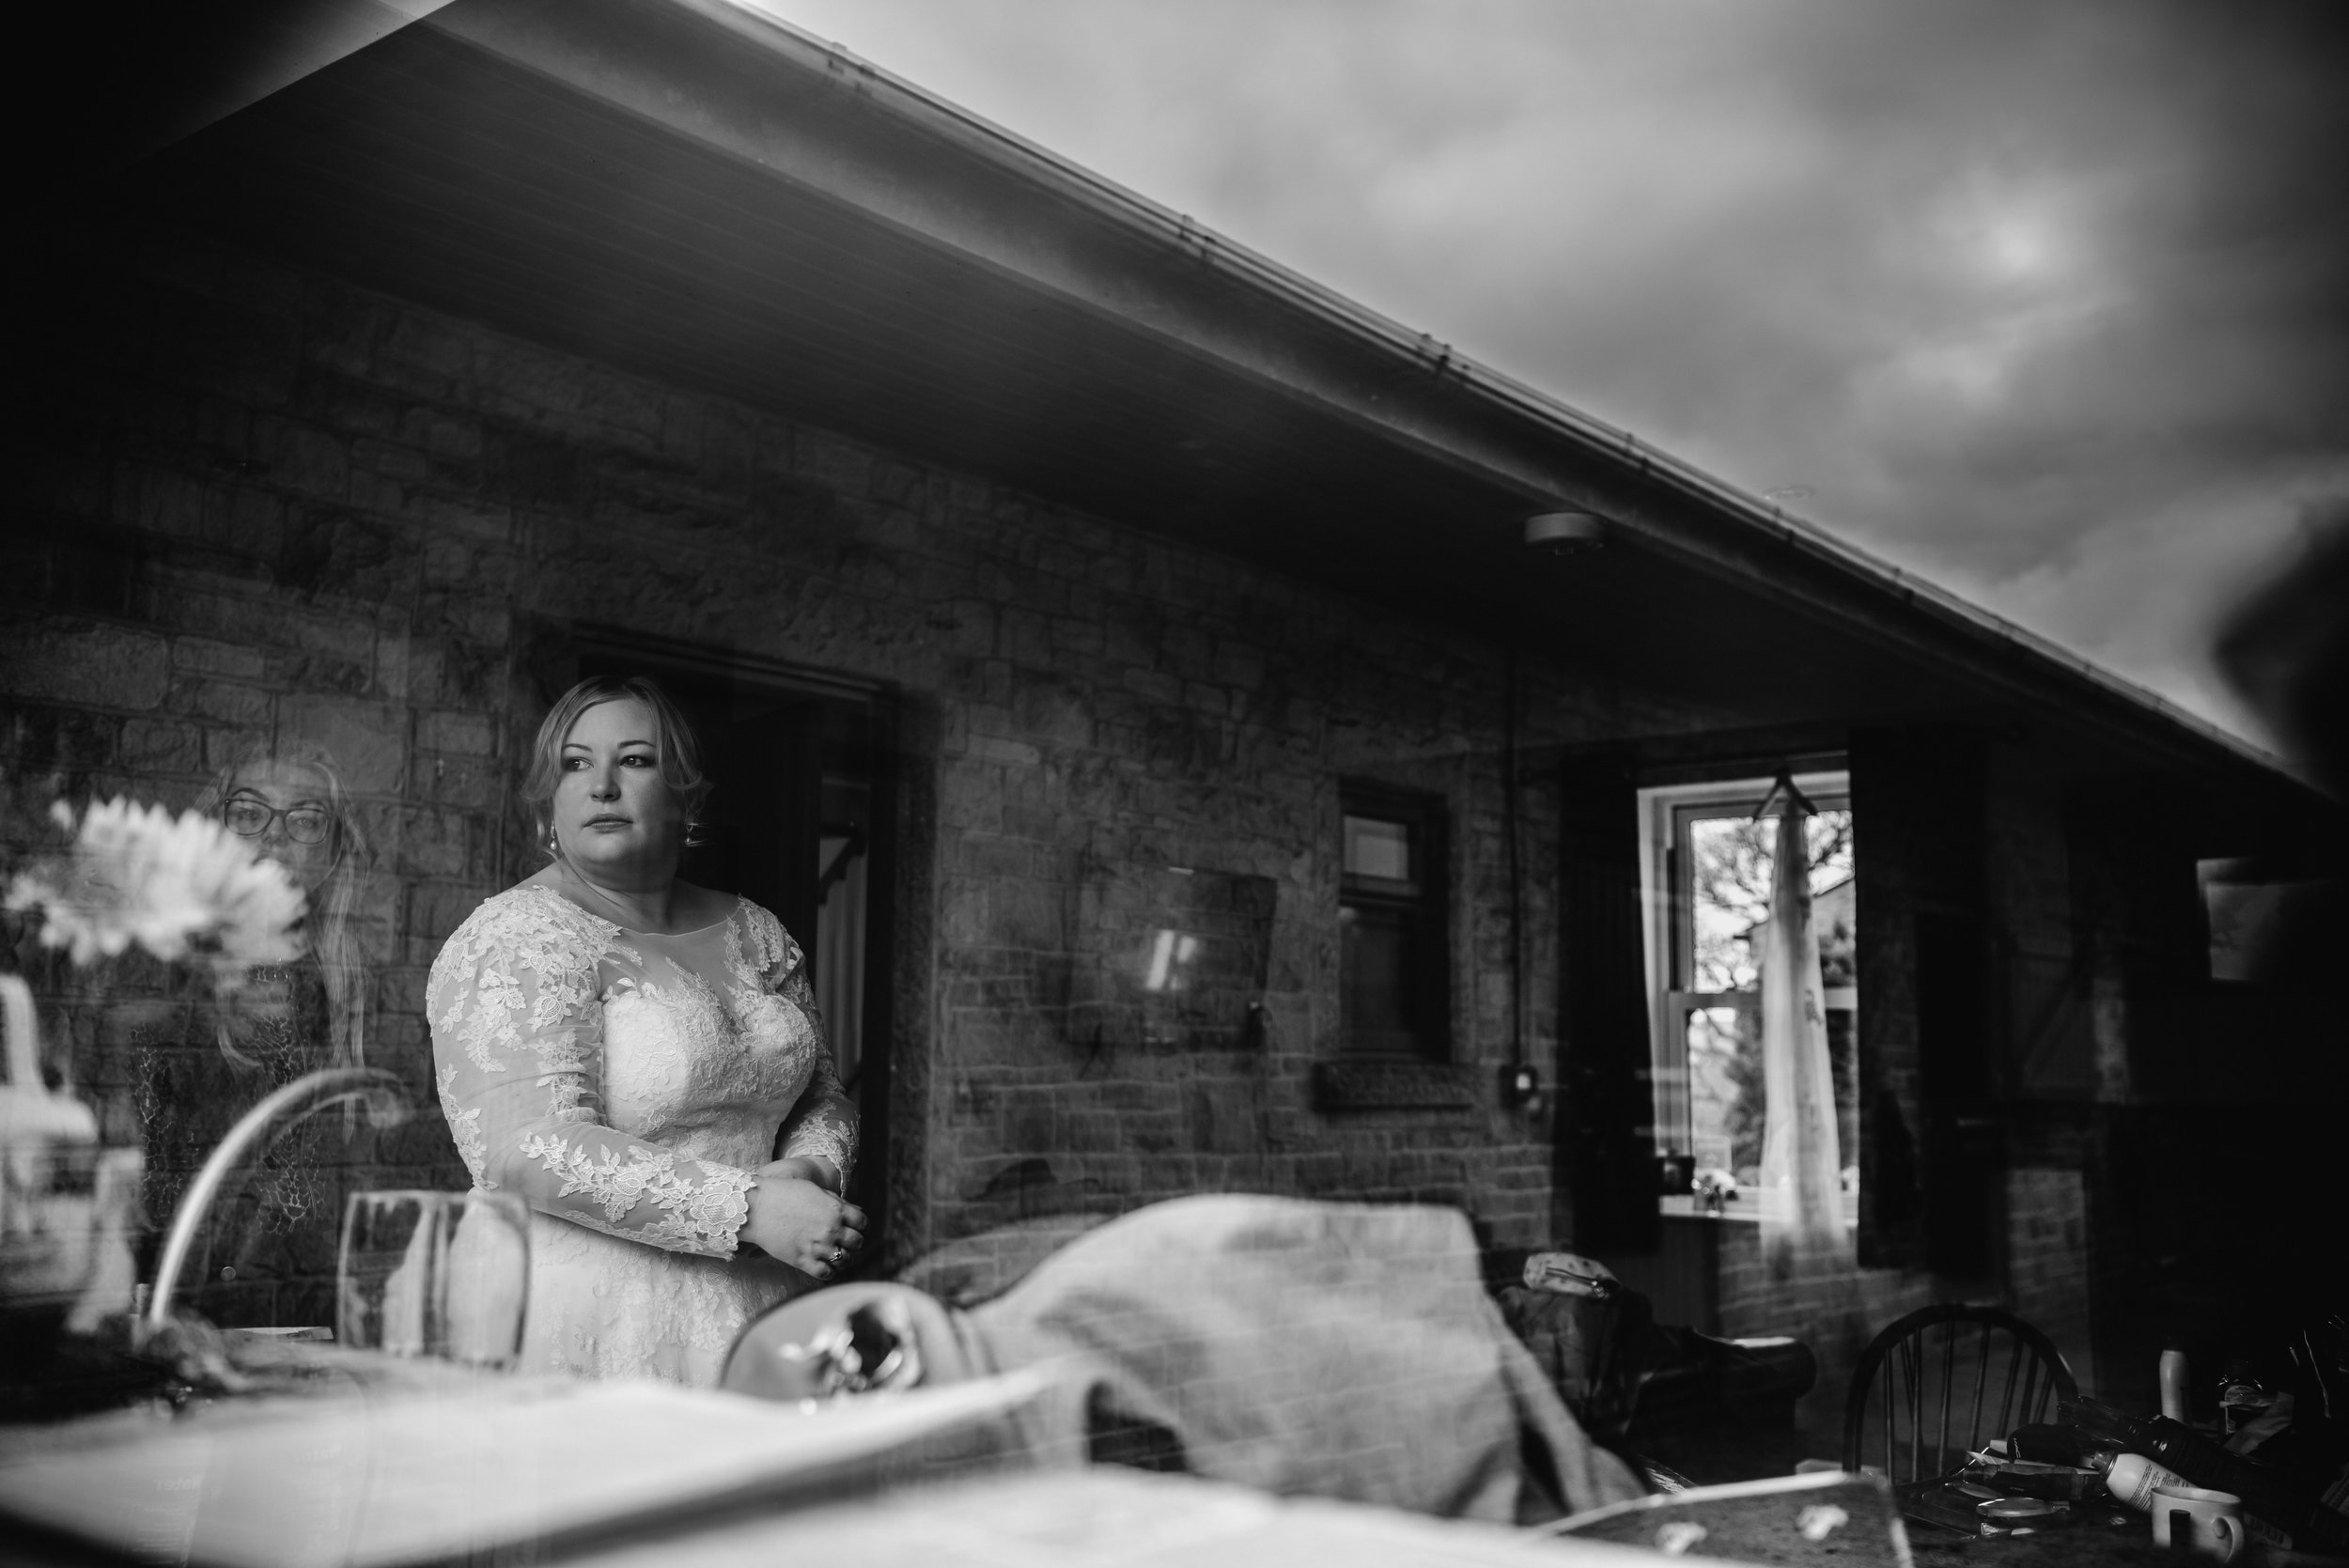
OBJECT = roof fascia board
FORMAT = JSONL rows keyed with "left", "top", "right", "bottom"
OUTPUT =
{"left": 420, "top": 0, "right": 1593, "bottom": 505}
{"left": 423, "top": 0, "right": 2285, "bottom": 783}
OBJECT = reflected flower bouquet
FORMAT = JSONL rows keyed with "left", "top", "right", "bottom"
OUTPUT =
{"left": 6, "top": 799, "right": 306, "bottom": 993}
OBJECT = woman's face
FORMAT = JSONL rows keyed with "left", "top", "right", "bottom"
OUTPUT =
{"left": 222, "top": 760, "right": 339, "bottom": 894}
{"left": 552, "top": 698, "right": 686, "bottom": 884}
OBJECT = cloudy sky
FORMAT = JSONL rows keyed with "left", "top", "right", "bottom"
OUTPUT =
{"left": 754, "top": 0, "right": 2348, "bottom": 752}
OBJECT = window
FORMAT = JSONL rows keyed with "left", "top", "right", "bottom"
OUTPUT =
{"left": 2198, "top": 857, "right": 2322, "bottom": 984}
{"left": 1638, "top": 773, "right": 1858, "bottom": 1214}
{"left": 1339, "top": 784, "right": 1448, "bottom": 1057}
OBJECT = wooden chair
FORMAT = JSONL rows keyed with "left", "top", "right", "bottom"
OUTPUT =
{"left": 1843, "top": 1303, "right": 2078, "bottom": 1484}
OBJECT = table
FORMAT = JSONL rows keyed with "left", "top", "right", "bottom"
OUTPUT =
{"left": 1909, "top": 1524, "right": 2198, "bottom": 1566}
{"left": 0, "top": 1343, "right": 1671, "bottom": 1568}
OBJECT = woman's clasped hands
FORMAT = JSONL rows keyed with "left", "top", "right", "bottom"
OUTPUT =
{"left": 744, "top": 1158, "right": 866, "bottom": 1280}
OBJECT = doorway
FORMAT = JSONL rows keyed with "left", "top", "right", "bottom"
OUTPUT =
{"left": 574, "top": 638, "right": 894, "bottom": 1234}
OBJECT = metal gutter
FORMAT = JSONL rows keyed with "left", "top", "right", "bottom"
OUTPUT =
{"left": 682, "top": 0, "right": 2284, "bottom": 778}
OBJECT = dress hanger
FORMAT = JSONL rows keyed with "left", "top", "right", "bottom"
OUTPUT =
{"left": 1751, "top": 767, "right": 1817, "bottom": 822}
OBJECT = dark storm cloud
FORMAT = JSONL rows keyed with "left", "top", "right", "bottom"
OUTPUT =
{"left": 763, "top": 0, "right": 2349, "bottom": 744}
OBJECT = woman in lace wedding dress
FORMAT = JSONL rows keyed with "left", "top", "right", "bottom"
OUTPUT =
{"left": 429, "top": 676, "right": 862, "bottom": 1385}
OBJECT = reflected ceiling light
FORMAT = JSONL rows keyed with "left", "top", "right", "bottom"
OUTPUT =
{"left": 1523, "top": 509, "right": 1608, "bottom": 555}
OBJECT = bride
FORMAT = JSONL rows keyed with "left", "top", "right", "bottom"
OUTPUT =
{"left": 428, "top": 675, "right": 863, "bottom": 1385}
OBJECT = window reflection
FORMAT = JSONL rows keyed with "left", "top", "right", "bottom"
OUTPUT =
{"left": 1339, "top": 786, "right": 1447, "bottom": 1059}
{"left": 1140, "top": 927, "right": 1203, "bottom": 994}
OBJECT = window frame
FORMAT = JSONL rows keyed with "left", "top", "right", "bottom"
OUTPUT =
{"left": 1637, "top": 770, "right": 1854, "bottom": 1179}
{"left": 1337, "top": 780, "right": 1452, "bottom": 1060}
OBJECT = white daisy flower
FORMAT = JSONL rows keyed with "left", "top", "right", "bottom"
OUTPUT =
{"left": 6, "top": 798, "right": 306, "bottom": 990}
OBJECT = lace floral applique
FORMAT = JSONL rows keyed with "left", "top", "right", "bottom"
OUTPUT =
{"left": 733, "top": 902, "right": 855, "bottom": 1183}
{"left": 443, "top": 966, "right": 517, "bottom": 1074}
{"left": 664, "top": 953, "right": 709, "bottom": 999}
{"left": 428, "top": 884, "right": 844, "bottom": 1374}
{"left": 428, "top": 887, "right": 630, "bottom": 1075}
{"left": 723, "top": 901, "right": 796, "bottom": 994}
{"left": 517, "top": 1133, "right": 752, "bottom": 1256}
{"left": 783, "top": 1110, "right": 857, "bottom": 1186}
{"left": 438, "top": 1063, "right": 489, "bottom": 1186}
{"left": 632, "top": 961, "right": 734, "bottom": 1054}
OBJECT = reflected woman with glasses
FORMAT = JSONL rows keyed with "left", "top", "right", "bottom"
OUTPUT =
{"left": 131, "top": 737, "right": 375, "bottom": 1327}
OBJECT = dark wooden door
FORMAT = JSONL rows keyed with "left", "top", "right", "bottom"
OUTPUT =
{"left": 1559, "top": 753, "right": 1662, "bottom": 1256}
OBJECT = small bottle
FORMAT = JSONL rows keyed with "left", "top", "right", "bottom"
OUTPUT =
{"left": 2159, "top": 1340, "right": 2191, "bottom": 1423}
{"left": 2106, "top": 1452, "right": 2190, "bottom": 1513}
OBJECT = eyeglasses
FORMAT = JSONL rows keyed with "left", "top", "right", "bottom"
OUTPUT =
{"left": 223, "top": 800, "right": 333, "bottom": 845}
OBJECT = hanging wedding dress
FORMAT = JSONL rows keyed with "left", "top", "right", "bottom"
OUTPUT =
{"left": 1757, "top": 794, "right": 1843, "bottom": 1269}
{"left": 428, "top": 885, "right": 856, "bottom": 1386}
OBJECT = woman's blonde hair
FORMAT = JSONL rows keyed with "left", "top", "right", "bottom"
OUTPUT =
{"left": 521, "top": 675, "right": 711, "bottom": 859}
{"left": 193, "top": 737, "right": 374, "bottom": 1070}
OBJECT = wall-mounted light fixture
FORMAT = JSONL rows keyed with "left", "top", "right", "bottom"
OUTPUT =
{"left": 1523, "top": 509, "right": 1608, "bottom": 556}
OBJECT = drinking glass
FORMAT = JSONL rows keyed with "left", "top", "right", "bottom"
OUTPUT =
{"left": 337, "top": 1190, "right": 529, "bottom": 1369}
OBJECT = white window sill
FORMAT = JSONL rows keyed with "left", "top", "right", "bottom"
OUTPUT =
{"left": 1659, "top": 1190, "right": 1860, "bottom": 1225}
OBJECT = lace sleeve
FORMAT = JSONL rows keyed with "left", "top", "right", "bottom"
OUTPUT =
{"left": 756, "top": 909, "right": 859, "bottom": 1189}
{"left": 428, "top": 889, "right": 754, "bottom": 1257}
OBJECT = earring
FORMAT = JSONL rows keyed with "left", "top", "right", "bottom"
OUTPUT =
{"left": 683, "top": 819, "right": 709, "bottom": 849}
{"left": 545, "top": 824, "right": 559, "bottom": 854}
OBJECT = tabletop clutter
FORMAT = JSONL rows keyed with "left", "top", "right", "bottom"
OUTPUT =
{"left": 1898, "top": 1388, "right": 2349, "bottom": 1560}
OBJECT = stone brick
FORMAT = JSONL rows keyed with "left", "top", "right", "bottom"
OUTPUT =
{"left": 958, "top": 835, "right": 1046, "bottom": 881}
{"left": 868, "top": 457, "right": 926, "bottom": 508}
{"left": 0, "top": 619, "right": 170, "bottom": 710}
{"left": 1049, "top": 615, "right": 1106, "bottom": 658}
{"left": 1121, "top": 668, "right": 1182, "bottom": 704}
{"left": 422, "top": 535, "right": 475, "bottom": 588}
{"left": 170, "top": 675, "right": 274, "bottom": 727}
{"left": 345, "top": 470, "right": 408, "bottom": 519}
{"left": 350, "top": 437, "right": 432, "bottom": 485}
{"left": 407, "top": 880, "right": 487, "bottom": 945}
{"left": 277, "top": 693, "right": 407, "bottom": 792}
{"left": 253, "top": 417, "right": 350, "bottom": 499}
{"left": 117, "top": 717, "right": 204, "bottom": 773}
{"left": 697, "top": 408, "right": 754, "bottom": 495}
{"left": 381, "top": 308, "right": 474, "bottom": 385}
{"left": 965, "top": 735, "right": 1041, "bottom": 768}
{"left": 1212, "top": 641, "right": 1267, "bottom": 688}
{"left": 997, "top": 608, "right": 1053, "bottom": 669}
{"left": 575, "top": 364, "right": 663, "bottom": 449}
{"left": 126, "top": 468, "right": 213, "bottom": 541}
{"left": 792, "top": 427, "right": 870, "bottom": 498}
{"left": 382, "top": 805, "right": 473, "bottom": 877}
{"left": 417, "top": 709, "right": 495, "bottom": 757}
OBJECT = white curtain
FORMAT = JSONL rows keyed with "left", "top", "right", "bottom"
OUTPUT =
{"left": 815, "top": 837, "right": 866, "bottom": 1086}
{"left": 1758, "top": 794, "right": 1846, "bottom": 1265}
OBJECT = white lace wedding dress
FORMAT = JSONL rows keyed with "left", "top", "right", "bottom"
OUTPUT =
{"left": 428, "top": 885, "right": 857, "bottom": 1386}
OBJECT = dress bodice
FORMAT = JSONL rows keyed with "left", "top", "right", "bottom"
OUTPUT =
{"left": 595, "top": 919, "right": 819, "bottom": 1170}
{"left": 428, "top": 885, "right": 854, "bottom": 1259}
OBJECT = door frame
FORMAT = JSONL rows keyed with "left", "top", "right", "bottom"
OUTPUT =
{"left": 559, "top": 625, "right": 905, "bottom": 1253}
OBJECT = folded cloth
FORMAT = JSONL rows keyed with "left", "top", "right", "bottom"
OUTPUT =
{"left": 1522, "top": 1250, "right": 1622, "bottom": 1299}
{"left": 970, "top": 1196, "right": 1645, "bottom": 1523}
{"left": 725, "top": 1196, "right": 1646, "bottom": 1525}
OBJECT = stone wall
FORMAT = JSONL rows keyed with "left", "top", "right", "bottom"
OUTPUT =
{"left": 7, "top": 211, "right": 1721, "bottom": 1279}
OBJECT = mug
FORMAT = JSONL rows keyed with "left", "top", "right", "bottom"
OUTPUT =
{"left": 2152, "top": 1484, "right": 2246, "bottom": 1563}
